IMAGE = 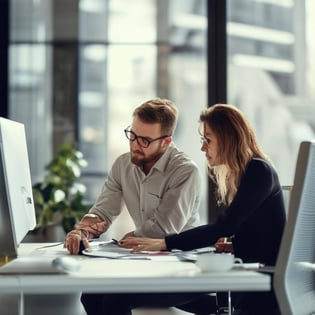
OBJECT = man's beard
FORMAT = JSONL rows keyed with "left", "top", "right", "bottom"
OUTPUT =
{"left": 131, "top": 149, "right": 163, "bottom": 168}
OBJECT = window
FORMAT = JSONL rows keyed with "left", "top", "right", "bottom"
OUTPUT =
{"left": 78, "top": 0, "right": 208, "bottom": 233}
{"left": 227, "top": 0, "right": 315, "bottom": 186}
{"left": 9, "top": 0, "right": 208, "bottom": 237}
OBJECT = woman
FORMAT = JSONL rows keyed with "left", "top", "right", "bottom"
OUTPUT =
{"left": 120, "top": 104, "right": 286, "bottom": 315}
{"left": 82, "top": 104, "right": 286, "bottom": 315}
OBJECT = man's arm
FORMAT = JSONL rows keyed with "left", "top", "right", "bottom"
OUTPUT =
{"left": 64, "top": 214, "right": 108, "bottom": 254}
{"left": 65, "top": 157, "right": 125, "bottom": 254}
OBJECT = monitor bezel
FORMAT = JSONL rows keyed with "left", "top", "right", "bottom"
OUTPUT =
{"left": 0, "top": 117, "right": 36, "bottom": 259}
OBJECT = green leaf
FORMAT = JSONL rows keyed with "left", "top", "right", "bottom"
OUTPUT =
{"left": 32, "top": 142, "right": 89, "bottom": 236}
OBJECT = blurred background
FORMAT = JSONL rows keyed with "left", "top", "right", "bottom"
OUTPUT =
{"left": 2, "top": 0, "right": 315, "bottom": 238}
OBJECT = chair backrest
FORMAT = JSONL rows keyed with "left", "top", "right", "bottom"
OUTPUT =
{"left": 274, "top": 141, "right": 315, "bottom": 315}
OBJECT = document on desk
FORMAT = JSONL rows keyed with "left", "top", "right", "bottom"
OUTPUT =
{"left": 82, "top": 241, "right": 180, "bottom": 261}
{"left": 82, "top": 241, "right": 215, "bottom": 262}
{"left": 30, "top": 243, "right": 70, "bottom": 256}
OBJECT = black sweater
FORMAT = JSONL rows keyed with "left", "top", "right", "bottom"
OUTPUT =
{"left": 165, "top": 158, "right": 286, "bottom": 266}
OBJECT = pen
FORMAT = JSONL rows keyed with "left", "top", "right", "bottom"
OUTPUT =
{"left": 111, "top": 238, "right": 119, "bottom": 245}
{"left": 121, "top": 256, "right": 151, "bottom": 260}
{"left": 97, "top": 238, "right": 120, "bottom": 247}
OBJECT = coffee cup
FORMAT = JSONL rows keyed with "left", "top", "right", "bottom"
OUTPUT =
{"left": 196, "top": 253, "right": 242, "bottom": 273}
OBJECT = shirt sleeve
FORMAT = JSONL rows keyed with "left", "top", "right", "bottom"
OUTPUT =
{"left": 134, "top": 163, "right": 202, "bottom": 238}
{"left": 88, "top": 159, "right": 123, "bottom": 225}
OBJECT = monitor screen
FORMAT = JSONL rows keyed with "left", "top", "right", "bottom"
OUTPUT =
{"left": 0, "top": 117, "right": 36, "bottom": 258}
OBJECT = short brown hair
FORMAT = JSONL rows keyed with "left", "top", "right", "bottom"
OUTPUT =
{"left": 133, "top": 98, "right": 178, "bottom": 135}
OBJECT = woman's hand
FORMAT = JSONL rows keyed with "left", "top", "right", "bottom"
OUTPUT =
{"left": 214, "top": 237, "right": 234, "bottom": 253}
{"left": 119, "top": 237, "right": 167, "bottom": 253}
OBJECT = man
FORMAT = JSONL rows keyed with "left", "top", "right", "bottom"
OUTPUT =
{"left": 64, "top": 98, "right": 201, "bottom": 255}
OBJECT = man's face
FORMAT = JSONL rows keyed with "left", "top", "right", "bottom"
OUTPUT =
{"left": 128, "top": 117, "right": 171, "bottom": 170}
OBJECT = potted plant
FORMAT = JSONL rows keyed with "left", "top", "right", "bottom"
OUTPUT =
{"left": 29, "top": 142, "right": 92, "bottom": 241}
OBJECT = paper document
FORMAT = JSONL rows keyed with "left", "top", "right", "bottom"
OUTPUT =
{"left": 30, "top": 242, "right": 69, "bottom": 256}
{"left": 82, "top": 241, "right": 176, "bottom": 260}
{"left": 82, "top": 241, "right": 215, "bottom": 262}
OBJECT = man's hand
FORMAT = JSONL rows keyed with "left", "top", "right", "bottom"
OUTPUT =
{"left": 64, "top": 214, "right": 108, "bottom": 254}
{"left": 64, "top": 229, "right": 90, "bottom": 255}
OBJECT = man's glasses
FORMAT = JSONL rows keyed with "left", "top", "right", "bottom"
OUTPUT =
{"left": 124, "top": 126, "right": 169, "bottom": 148}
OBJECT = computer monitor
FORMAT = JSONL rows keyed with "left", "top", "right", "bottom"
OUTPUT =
{"left": 0, "top": 117, "right": 36, "bottom": 260}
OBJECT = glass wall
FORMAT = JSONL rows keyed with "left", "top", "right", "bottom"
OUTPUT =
{"left": 9, "top": 0, "right": 53, "bottom": 183}
{"left": 78, "top": 0, "right": 207, "bottom": 237}
{"left": 227, "top": 0, "right": 315, "bottom": 188}
{"left": 9, "top": 0, "right": 315, "bottom": 235}
{"left": 9, "top": 0, "right": 207, "bottom": 238}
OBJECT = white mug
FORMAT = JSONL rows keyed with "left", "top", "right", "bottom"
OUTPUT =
{"left": 196, "top": 253, "right": 242, "bottom": 273}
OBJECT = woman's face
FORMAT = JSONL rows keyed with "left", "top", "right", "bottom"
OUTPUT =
{"left": 201, "top": 123, "right": 220, "bottom": 166}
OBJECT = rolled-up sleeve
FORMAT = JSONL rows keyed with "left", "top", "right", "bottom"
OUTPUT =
{"left": 89, "top": 159, "right": 124, "bottom": 225}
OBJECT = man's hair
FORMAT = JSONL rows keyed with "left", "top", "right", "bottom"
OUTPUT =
{"left": 133, "top": 98, "right": 178, "bottom": 135}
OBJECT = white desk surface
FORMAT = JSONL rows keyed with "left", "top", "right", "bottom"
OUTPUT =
{"left": 0, "top": 243, "right": 271, "bottom": 295}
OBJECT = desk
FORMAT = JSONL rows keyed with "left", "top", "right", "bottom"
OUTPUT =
{"left": 0, "top": 243, "right": 271, "bottom": 315}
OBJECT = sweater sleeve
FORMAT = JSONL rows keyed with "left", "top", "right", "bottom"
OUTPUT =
{"left": 165, "top": 159, "right": 278, "bottom": 251}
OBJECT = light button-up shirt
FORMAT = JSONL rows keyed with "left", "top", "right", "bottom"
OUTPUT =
{"left": 90, "top": 143, "right": 201, "bottom": 238}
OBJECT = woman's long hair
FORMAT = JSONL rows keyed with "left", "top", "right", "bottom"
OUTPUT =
{"left": 200, "top": 104, "right": 268, "bottom": 205}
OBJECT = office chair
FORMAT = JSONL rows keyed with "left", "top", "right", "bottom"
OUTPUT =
{"left": 274, "top": 140, "right": 315, "bottom": 315}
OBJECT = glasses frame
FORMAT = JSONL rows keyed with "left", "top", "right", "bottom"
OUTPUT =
{"left": 200, "top": 136, "right": 210, "bottom": 147}
{"left": 124, "top": 126, "right": 170, "bottom": 148}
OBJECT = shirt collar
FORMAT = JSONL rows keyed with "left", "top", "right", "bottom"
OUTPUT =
{"left": 150, "top": 142, "right": 175, "bottom": 174}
